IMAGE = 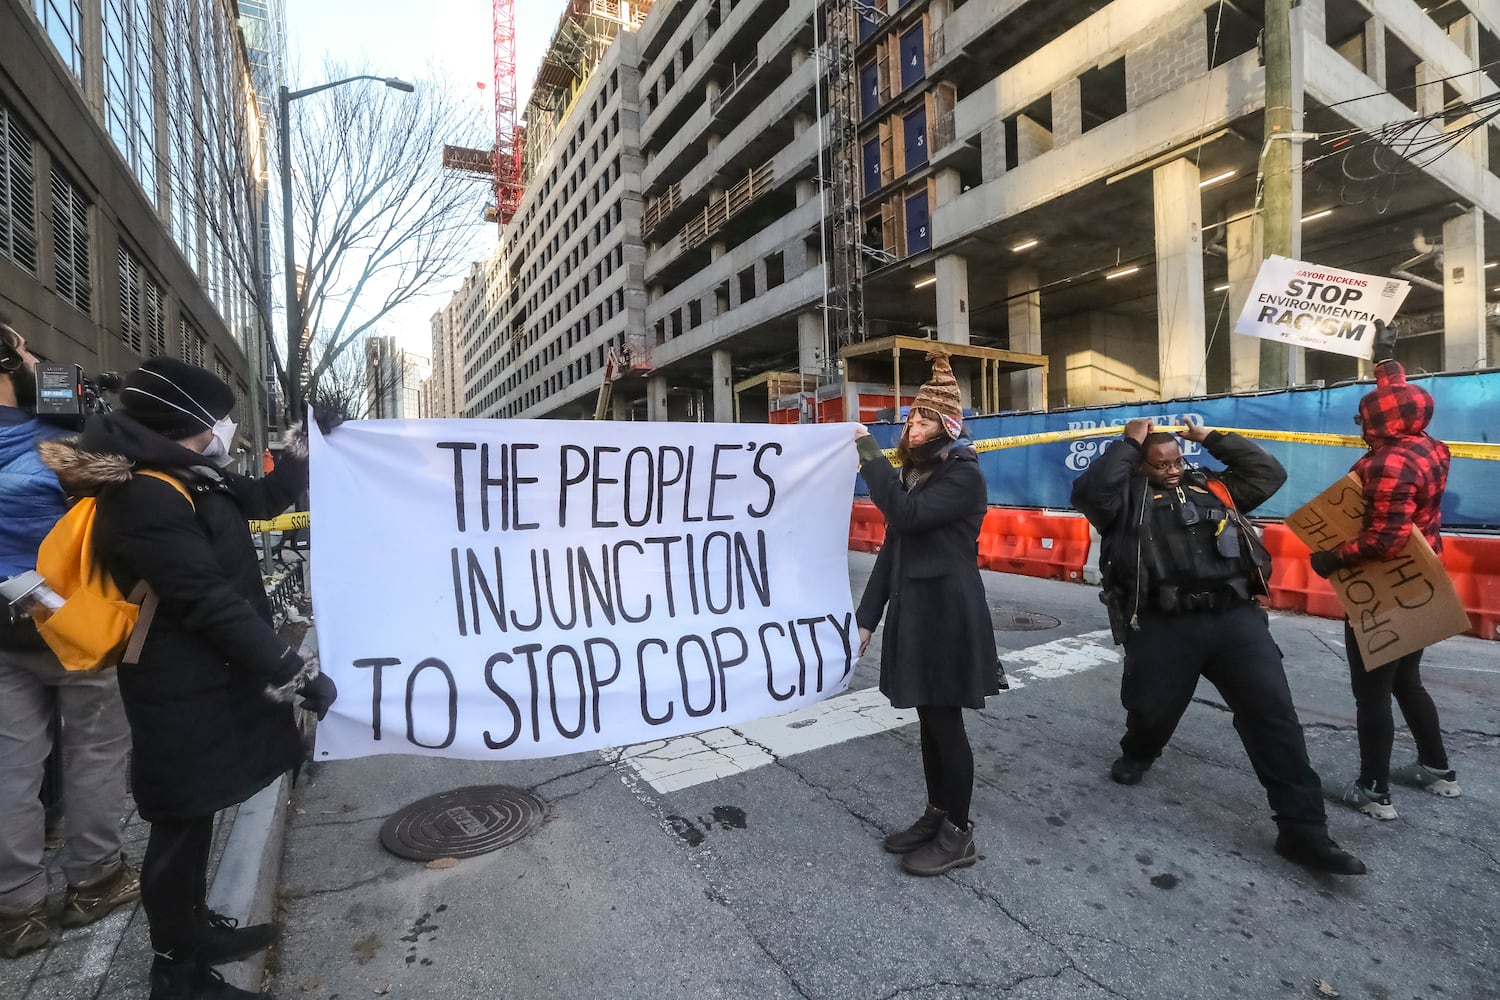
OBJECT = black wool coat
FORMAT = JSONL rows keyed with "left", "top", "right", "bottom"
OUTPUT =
{"left": 43, "top": 413, "right": 312, "bottom": 822}
{"left": 856, "top": 443, "right": 1001, "bottom": 709}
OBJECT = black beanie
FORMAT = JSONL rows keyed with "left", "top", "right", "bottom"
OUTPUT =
{"left": 121, "top": 357, "right": 235, "bottom": 439}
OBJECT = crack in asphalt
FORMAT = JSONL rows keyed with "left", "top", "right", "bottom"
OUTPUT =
{"left": 280, "top": 870, "right": 397, "bottom": 901}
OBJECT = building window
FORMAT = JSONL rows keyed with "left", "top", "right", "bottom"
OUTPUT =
{"left": 180, "top": 318, "right": 205, "bottom": 367}
{"left": 34, "top": 0, "right": 85, "bottom": 80}
{"left": 0, "top": 104, "right": 39, "bottom": 274}
{"left": 51, "top": 169, "right": 92, "bottom": 314}
{"left": 103, "top": 0, "right": 159, "bottom": 199}
{"left": 118, "top": 247, "right": 165, "bottom": 356}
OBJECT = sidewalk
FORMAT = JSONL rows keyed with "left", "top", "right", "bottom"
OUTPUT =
{"left": 0, "top": 624, "right": 314, "bottom": 1000}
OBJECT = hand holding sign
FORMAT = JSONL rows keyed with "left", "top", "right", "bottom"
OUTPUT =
{"left": 1372, "top": 319, "right": 1400, "bottom": 362}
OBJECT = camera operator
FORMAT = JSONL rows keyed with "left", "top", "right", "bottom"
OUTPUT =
{"left": 0, "top": 320, "right": 137, "bottom": 959}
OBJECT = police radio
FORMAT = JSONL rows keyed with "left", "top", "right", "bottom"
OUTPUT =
{"left": 33, "top": 363, "right": 122, "bottom": 429}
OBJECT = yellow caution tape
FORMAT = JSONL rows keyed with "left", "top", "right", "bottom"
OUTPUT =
{"left": 878, "top": 425, "right": 1500, "bottom": 462}
{"left": 248, "top": 511, "right": 310, "bottom": 533}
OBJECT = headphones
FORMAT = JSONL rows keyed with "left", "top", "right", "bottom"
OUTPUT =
{"left": 0, "top": 341, "right": 20, "bottom": 373}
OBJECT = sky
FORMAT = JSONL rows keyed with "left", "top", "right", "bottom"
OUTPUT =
{"left": 283, "top": 0, "right": 563, "bottom": 355}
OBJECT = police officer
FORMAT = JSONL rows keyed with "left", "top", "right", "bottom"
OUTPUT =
{"left": 1071, "top": 416, "right": 1365, "bottom": 876}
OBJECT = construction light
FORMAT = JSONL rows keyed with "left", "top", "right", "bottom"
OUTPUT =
{"left": 1213, "top": 283, "right": 1230, "bottom": 292}
{"left": 1485, "top": 261, "right": 1497, "bottom": 269}
{"left": 1105, "top": 266, "right": 1140, "bottom": 280}
{"left": 1301, "top": 208, "right": 1334, "bottom": 223}
{"left": 913, "top": 276, "right": 937, "bottom": 289}
{"left": 1199, "top": 169, "right": 1237, "bottom": 188}
{"left": 1010, "top": 238, "right": 1039, "bottom": 252}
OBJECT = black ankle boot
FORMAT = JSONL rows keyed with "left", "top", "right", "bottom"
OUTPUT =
{"left": 196, "top": 910, "right": 277, "bottom": 965}
{"left": 901, "top": 819, "right": 977, "bottom": 876}
{"left": 150, "top": 953, "right": 271, "bottom": 1000}
{"left": 882, "top": 805, "right": 946, "bottom": 854}
{"left": 1274, "top": 823, "right": 1368, "bottom": 876}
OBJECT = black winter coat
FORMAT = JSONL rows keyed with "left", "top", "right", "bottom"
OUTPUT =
{"left": 856, "top": 441, "right": 1001, "bottom": 709}
{"left": 42, "top": 413, "right": 311, "bottom": 822}
{"left": 1070, "top": 431, "right": 1285, "bottom": 639}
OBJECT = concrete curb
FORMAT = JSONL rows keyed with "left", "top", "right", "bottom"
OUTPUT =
{"left": 205, "top": 626, "right": 316, "bottom": 992}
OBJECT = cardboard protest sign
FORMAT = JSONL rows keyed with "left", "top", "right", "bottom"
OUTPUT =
{"left": 1286, "top": 474, "right": 1469, "bottom": 669}
{"left": 308, "top": 419, "right": 859, "bottom": 761}
{"left": 1234, "top": 256, "right": 1410, "bottom": 360}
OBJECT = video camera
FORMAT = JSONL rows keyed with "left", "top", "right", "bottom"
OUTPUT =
{"left": 34, "top": 363, "right": 123, "bottom": 429}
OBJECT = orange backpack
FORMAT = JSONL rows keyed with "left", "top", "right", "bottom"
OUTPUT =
{"left": 33, "top": 471, "right": 193, "bottom": 671}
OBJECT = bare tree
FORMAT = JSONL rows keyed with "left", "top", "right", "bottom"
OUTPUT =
{"left": 160, "top": 5, "right": 488, "bottom": 422}
{"left": 285, "top": 60, "right": 488, "bottom": 417}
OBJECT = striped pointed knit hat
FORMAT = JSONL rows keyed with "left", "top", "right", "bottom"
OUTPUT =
{"left": 910, "top": 349, "right": 963, "bottom": 439}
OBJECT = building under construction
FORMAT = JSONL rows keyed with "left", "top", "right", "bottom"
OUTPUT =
{"left": 437, "top": 0, "right": 1500, "bottom": 422}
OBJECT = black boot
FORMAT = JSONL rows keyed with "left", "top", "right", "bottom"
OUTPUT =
{"left": 150, "top": 953, "right": 271, "bottom": 1000}
{"left": 1110, "top": 755, "right": 1152, "bottom": 785}
{"left": 1274, "top": 823, "right": 1367, "bottom": 876}
{"left": 196, "top": 909, "right": 277, "bottom": 965}
{"left": 882, "top": 805, "right": 946, "bottom": 854}
{"left": 901, "top": 819, "right": 977, "bottom": 876}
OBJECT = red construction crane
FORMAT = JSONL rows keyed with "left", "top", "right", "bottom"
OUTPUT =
{"left": 492, "top": 0, "right": 523, "bottom": 226}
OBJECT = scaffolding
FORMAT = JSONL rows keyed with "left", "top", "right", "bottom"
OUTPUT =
{"left": 520, "top": 0, "right": 652, "bottom": 186}
{"left": 822, "top": 0, "right": 866, "bottom": 368}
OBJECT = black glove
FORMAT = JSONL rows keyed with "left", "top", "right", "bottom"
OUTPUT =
{"left": 312, "top": 405, "right": 346, "bottom": 436}
{"left": 1309, "top": 550, "right": 1343, "bottom": 579}
{"left": 297, "top": 672, "right": 338, "bottom": 721}
{"left": 1372, "top": 319, "right": 1399, "bottom": 362}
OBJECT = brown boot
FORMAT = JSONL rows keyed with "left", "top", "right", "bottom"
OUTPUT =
{"left": 60, "top": 860, "right": 141, "bottom": 928}
{"left": 0, "top": 901, "right": 52, "bottom": 959}
{"left": 882, "top": 805, "right": 946, "bottom": 854}
{"left": 900, "top": 819, "right": 977, "bottom": 876}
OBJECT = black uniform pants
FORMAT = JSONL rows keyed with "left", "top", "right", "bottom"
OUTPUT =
{"left": 1344, "top": 623, "right": 1449, "bottom": 791}
{"left": 141, "top": 815, "right": 214, "bottom": 955}
{"left": 1119, "top": 600, "right": 1325, "bottom": 826}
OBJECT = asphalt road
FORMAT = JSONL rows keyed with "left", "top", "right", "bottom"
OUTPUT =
{"left": 269, "top": 554, "right": 1500, "bottom": 1000}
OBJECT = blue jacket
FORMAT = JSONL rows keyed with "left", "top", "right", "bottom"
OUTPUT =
{"left": 0, "top": 407, "right": 69, "bottom": 578}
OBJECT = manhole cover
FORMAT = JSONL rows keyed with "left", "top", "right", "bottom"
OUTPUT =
{"left": 379, "top": 785, "right": 546, "bottom": 861}
{"left": 991, "top": 609, "right": 1061, "bottom": 631}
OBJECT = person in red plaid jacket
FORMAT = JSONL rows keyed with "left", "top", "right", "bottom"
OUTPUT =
{"left": 1310, "top": 320, "right": 1460, "bottom": 821}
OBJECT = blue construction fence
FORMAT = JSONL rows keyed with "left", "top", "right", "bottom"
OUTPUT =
{"left": 859, "top": 370, "right": 1500, "bottom": 528}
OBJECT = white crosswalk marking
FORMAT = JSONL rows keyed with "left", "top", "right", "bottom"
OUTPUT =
{"left": 611, "top": 629, "right": 1118, "bottom": 793}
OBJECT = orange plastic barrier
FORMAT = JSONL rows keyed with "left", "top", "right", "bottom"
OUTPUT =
{"left": 1258, "top": 523, "right": 1498, "bottom": 640}
{"left": 976, "top": 509, "right": 1090, "bottom": 582}
{"left": 848, "top": 500, "right": 886, "bottom": 553}
{"left": 1443, "top": 535, "right": 1500, "bottom": 640}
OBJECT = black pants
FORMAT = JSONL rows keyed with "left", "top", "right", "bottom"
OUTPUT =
{"left": 917, "top": 705, "right": 973, "bottom": 828}
{"left": 1344, "top": 623, "right": 1449, "bottom": 792}
{"left": 1119, "top": 600, "right": 1325, "bottom": 826}
{"left": 141, "top": 815, "right": 214, "bottom": 955}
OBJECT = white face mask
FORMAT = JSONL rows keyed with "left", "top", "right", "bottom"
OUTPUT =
{"left": 201, "top": 417, "right": 236, "bottom": 464}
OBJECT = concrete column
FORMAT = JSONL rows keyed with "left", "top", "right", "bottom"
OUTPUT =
{"left": 798, "top": 310, "right": 824, "bottom": 376}
{"left": 1007, "top": 268, "right": 1043, "bottom": 410}
{"left": 712, "top": 348, "right": 733, "bottom": 422}
{"left": 647, "top": 374, "right": 669, "bottom": 421}
{"left": 935, "top": 255, "right": 970, "bottom": 345}
{"left": 1227, "top": 213, "right": 1265, "bottom": 391}
{"left": 1443, "top": 208, "right": 1488, "bottom": 370}
{"left": 1363, "top": 18, "right": 1387, "bottom": 88}
{"left": 981, "top": 120, "right": 1007, "bottom": 182}
{"left": 611, "top": 392, "right": 629, "bottom": 421}
{"left": 1153, "top": 158, "right": 1207, "bottom": 400}
{"left": 796, "top": 179, "right": 816, "bottom": 204}
{"left": 1447, "top": 16, "right": 1487, "bottom": 172}
{"left": 933, "top": 168, "right": 961, "bottom": 204}
{"left": 710, "top": 242, "right": 726, "bottom": 262}
{"left": 794, "top": 114, "right": 813, "bottom": 137}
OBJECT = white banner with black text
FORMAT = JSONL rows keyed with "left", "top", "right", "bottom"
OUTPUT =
{"left": 308, "top": 419, "right": 860, "bottom": 761}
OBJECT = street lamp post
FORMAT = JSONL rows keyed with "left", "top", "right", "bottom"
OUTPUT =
{"left": 278, "top": 75, "right": 414, "bottom": 424}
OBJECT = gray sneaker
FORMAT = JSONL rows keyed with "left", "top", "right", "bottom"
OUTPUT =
{"left": 1391, "top": 761, "right": 1461, "bottom": 797}
{"left": 1324, "top": 779, "right": 1397, "bottom": 821}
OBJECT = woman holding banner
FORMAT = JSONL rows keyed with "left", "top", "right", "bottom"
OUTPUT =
{"left": 41, "top": 358, "right": 337, "bottom": 1000}
{"left": 853, "top": 350, "right": 1003, "bottom": 877}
